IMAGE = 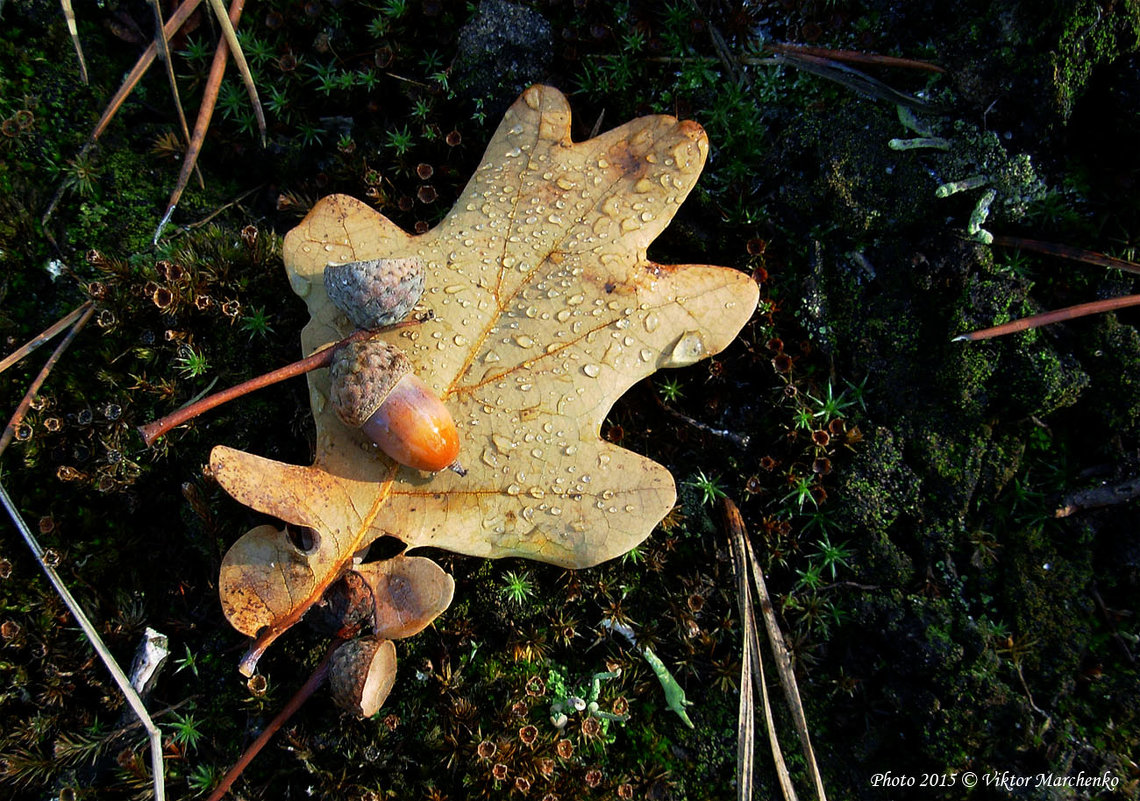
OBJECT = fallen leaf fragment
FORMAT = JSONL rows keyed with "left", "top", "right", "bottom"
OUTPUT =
{"left": 212, "top": 85, "right": 759, "bottom": 675}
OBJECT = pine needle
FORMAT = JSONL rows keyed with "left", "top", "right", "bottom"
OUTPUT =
{"left": 0, "top": 301, "right": 93, "bottom": 376}
{"left": 953, "top": 293, "right": 1140, "bottom": 341}
{"left": 146, "top": 0, "right": 203, "bottom": 189}
{"left": 205, "top": 0, "right": 267, "bottom": 146}
{"left": 0, "top": 483, "right": 166, "bottom": 801}
{"left": 90, "top": 0, "right": 206, "bottom": 142}
{"left": 723, "top": 498, "right": 829, "bottom": 801}
{"left": 157, "top": 0, "right": 249, "bottom": 243}
{"left": 59, "top": 0, "right": 89, "bottom": 84}
{"left": 0, "top": 304, "right": 94, "bottom": 457}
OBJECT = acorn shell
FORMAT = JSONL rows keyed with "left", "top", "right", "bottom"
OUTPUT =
{"left": 324, "top": 257, "right": 425, "bottom": 330}
{"left": 328, "top": 636, "right": 397, "bottom": 718}
{"left": 329, "top": 339, "right": 412, "bottom": 429}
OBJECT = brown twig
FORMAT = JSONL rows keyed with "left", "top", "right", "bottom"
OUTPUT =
{"left": 0, "top": 304, "right": 95, "bottom": 457}
{"left": 156, "top": 0, "right": 247, "bottom": 243}
{"left": 991, "top": 235, "right": 1140, "bottom": 278}
{"left": 0, "top": 301, "right": 93, "bottom": 376}
{"left": 138, "top": 327, "right": 396, "bottom": 446}
{"left": 764, "top": 41, "right": 945, "bottom": 73}
{"left": 205, "top": 641, "right": 341, "bottom": 801}
{"left": 953, "top": 293, "right": 1140, "bottom": 342}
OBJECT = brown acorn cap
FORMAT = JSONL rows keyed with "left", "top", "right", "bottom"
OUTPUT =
{"left": 355, "top": 554, "right": 455, "bottom": 640}
{"left": 329, "top": 338, "right": 412, "bottom": 429}
{"left": 324, "top": 257, "right": 425, "bottom": 330}
{"left": 328, "top": 636, "right": 397, "bottom": 718}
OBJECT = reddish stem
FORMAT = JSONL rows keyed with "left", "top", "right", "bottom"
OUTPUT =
{"left": 206, "top": 641, "right": 342, "bottom": 801}
{"left": 1, "top": 304, "right": 95, "bottom": 458}
{"left": 954, "top": 293, "right": 1140, "bottom": 341}
{"left": 138, "top": 328, "right": 374, "bottom": 446}
{"left": 991, "top": 235, "right": 1140, "bottom": 278}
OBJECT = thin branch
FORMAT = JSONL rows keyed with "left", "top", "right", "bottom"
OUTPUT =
{"left": 138, "top": 328, "right": 375, "bottom": 446}
{"left": 953, "top": 293, "right": 1140, "bottom": 341}
{"left": 205, "top": 642, "right": 340, "bottom": 801}
{"left": 0, "top": 301, "right": 93, "bottom": 376}
{"left": 1055, "top": 475, "right": 1140, "bottom": 518}
{"left": 0, "top": 304, "right": 95, "bottom": 457}
{"left": 146, "top": 0, "right": 203, "bottom": 189}
{"left": 0, "top": 483, "right": 165, "bottom": 801}
{"left": 156, "top": 0, "right": 247, "bottom": 243}
{"left": 991, "top": 235, "right": 1140, "bottom": 278}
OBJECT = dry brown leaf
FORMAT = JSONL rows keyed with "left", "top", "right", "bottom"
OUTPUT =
{"left": 212, "top": 85, "right": 758, "bottom": 673}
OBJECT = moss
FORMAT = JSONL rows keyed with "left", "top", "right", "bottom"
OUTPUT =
{"left": 1051, "top": 0, "right": 1140, "bottom": 119}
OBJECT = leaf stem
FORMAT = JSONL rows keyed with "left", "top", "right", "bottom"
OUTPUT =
{"left": 205, "top": 641, "right": 341, "bottom": 801}
{"left": 138, "top": 328, "right": 372, "bottom": 446}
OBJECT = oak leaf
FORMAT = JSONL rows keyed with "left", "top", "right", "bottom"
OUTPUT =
{"left": 212, "top": 85, "right": 758, "bottom": 674}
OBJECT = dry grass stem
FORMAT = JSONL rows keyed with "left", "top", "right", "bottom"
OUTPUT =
{"left": 156, "top": 0, "right": 247, "bottom": 242}
{"left": 0, "top": 483, "right": 166, "bottom": 801}
{"left": 205, "top": 0, "right": 267, "bottom": 145}
{"left": 59, "top": 0, "right": 89, "bottom": 83}
{"left": 0, "top": 301, "right": 93, "bottom": 376}
{"left": 0, "top": 304, "right": 94, "bottom": 457}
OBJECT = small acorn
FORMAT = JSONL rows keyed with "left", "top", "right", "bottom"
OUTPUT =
{"left": 324, "top": 256, "right": 425, "bottom": 330}
{"left": 329, "top": 338, "right": 460, "bottom": 472}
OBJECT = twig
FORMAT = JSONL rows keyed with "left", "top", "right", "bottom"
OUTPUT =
{"left": 0, "top": 304, "right": 95, "bottom": 457}
{"left": 0, "top": 301, "right": 93, "bottom": 376}
{"left": 0, "top": 482, "right": 166, "bottom": 801}
{"left": 138, "top": 327, "right": 375, "bottom": 446}
{"left": 991, "top": 235, "right": 1140, "bottom": 278}
{"left": 205, "top": 642, "right": 340, "bottom": 801}
{"left": 1055, "top": 475, "right": 1140, "bottom": 518}
{"left": 764, "top": 41, "right": 945, "bottom": 73}
{"left": 156, "top": 0, "right": 246, "bottom": 243}
{"left": 204, "top": 0, "right": 266, "bottom": 145}
{"left": 146, "top": 0, "right": 203, "bottom": 189}
{"left": 952, "top": 293, "right": 1140, "bottom": 341}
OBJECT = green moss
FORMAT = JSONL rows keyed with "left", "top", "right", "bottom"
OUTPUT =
{"left": 1052, "top": 0, "right": 1140, "bottom": 119}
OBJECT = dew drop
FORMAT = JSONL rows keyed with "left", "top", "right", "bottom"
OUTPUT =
{"left": 644, "top": 312, "right": 660, "bottom": 333}
{"left": 582, "top": 364, "right": 601, "bottom": 378}
{"left": 515, "top": 334, "right": 535, "bottom": 348}
{"left": 528, "top": 486, "right": 545, "bottom": 499}
{"left": 506, "top": 484, "right": 522, "bottom": 496}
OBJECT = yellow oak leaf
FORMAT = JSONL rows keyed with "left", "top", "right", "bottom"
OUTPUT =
{"left": 212, "top": 85, "right": 758, "bottom": 674}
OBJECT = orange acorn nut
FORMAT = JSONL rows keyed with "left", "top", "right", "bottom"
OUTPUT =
{"left": 329, "top": 338, "right": 460, "bottom": 472}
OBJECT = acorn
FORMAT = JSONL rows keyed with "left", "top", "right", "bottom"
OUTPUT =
{"left": 324, "top": 256, "right": 425, "bottom": 330}
{"left": 328, "top": 635, "right": 398, "bottom": 718}
{"left": 329, "top": 338, "right": 460, "bottom": 472}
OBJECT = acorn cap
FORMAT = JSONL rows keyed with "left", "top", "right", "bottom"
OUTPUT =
{"left": 329, "top": 339, "right": 412, "bottom": 429}
{"left": 324, "top": 257, "right": 425, "bottom": 330}
{"left": 328, "top": 636, "right": 397, "bottom": 718}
